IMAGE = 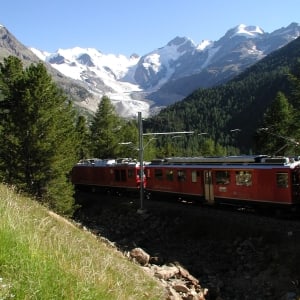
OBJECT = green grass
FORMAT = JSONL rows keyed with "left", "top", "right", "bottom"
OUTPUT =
{"left": 0, "top": 184, "right": 165, "bottom": 300}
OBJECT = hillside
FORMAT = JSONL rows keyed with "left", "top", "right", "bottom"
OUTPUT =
{"left": 0, "top": 25, "right": 93, "bottom": 118}
{"left": 0, "top": 184, "right": 165, "bottom": 299}
{"left": 144, "top": 36, "right": 300, "bottom": 153}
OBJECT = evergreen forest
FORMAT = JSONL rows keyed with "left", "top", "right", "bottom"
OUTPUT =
{"left": 144, "top": 36, "right": 300, "bottom": 156}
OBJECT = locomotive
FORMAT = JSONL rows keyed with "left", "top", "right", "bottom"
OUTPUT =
{"left": 71, "top": 158, "right": 145, "bottom": 195}
{"left": 145, "top": 155, "right": 300, "bottom": 211}
{"left": 71, "top": 155, "right": 300, "bottom": 212}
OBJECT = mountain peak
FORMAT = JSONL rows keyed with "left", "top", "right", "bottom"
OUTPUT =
{"left": 167, "top": 36, "right": 193, "bottom": 46}
{"left": 226, "top": 24, "right": 264, "bottom": 39}
{"left": 165, "top": 36, "right": 196, "bottom": 54}
{"left": 197, "top": 39, "right": 213, "bottom": 51}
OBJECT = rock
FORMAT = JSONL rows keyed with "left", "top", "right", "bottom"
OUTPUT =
{"left": 154, "top": 265, "right": 179, "bottom": 280}
{"left": 129, "top": 247, "right": 150, "bottom": 265}
{"left": 150, "top": 256, "right": 165, "bottom": 265}
{"left": 166, "top": 286, "right": 182, "bottom": 300}
{"left": 172, "top": 282, "right": 190, "bottom": 293}
{"left": 178, "top": 265, "right": 200, "bottom": 286}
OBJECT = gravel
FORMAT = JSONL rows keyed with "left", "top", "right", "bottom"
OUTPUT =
{"left": 74, "top": 191, "right": 300, "bottom": 300}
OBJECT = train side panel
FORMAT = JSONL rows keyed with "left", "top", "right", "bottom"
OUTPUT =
{"left": 72, "top": 156, "right": 300, "bottom": 211}
{"left": 145, "top": 159, "right": 300, "bottom": 208}
{"left": 109, "top": 165, "right": 144, "bottom": 192}
{"left": 71, "top": 165, "right": 97, "bottom": 187}
{"left": 71, "top": 159, "right": 143, "bottom": 195}
{"left": 71, "top": 165, "right": 111, "bottom": 190}
{"left": 211, "top": 168, "right": 255, "bottom": 203}
{"left": 145, "top": 165, "right": 205, "bottom": 201}
{"left": 212, "top": 167, "right": 295, "bottom": 205}
{"left": 257, "top": 168, "right": 293, "bottom": 204}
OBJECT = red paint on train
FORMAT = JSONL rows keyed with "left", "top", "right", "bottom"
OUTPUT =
{"left": 71, "top": 158, "right": 144, "bottom": 194}
{"left": 71, "top": 155, "right": 300, "bottom": 211}
{"left": 145, "top": 156, "right": 300, "bottom": 208}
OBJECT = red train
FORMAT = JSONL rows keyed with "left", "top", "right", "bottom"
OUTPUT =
{"left": 71, "top": 158, "right": 145, "bottom": 195}
{"left": 71, "top": 155, "right": 300, "bottom": 212}
{"left": 145, "top": 155, "right": 300, "bottom": 211}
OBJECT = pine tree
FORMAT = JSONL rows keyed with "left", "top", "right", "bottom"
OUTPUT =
{"left": 0, "top": 56, "right": 25, "bottom": 182}
{"left": 256, "top": 91, "right": 294, "bottom": 155}
{"left": 89, "top": 96, "right": 122, "bottom": 158}
{"left": 117, "top": 119, "right": 140, "bottom": 159}
{"left": 0, "top": 56, "right": 78, "bottom": 215}
{"left": 287, "top": 60, "right": 300, "bottom": 139}
{"left": 75, "top": 115, "right": 90, "bottom": 159}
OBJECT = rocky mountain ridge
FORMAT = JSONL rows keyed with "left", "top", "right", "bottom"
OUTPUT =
{"left": 1, "top": 22, "right": 300, "bottom": 118}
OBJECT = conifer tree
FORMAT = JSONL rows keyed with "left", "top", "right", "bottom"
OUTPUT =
{"left": 89, "top": 95, "right": 122, "bottom": 158}
{"left": 117, "top": 119, "right": 140, "bottom": 159}
{"left": 0, "top": 56, "right": 25, "bottom": 182}
{"left": 287, "top": 60, "right": 300, "bottom": 139}
{"left": 0, "top": 56, "right": 78, "bottom": 215}
{"left": 256, "top": 91, "right": 293, "bottom": 155}
{"left": 75, "top": 115, "right": 90, "bottom": 159}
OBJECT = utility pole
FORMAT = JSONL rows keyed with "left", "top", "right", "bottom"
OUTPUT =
{"left": 138, "top": 112, "right": 145, "bottom": 213}
{"left": 136, "top": 111, "right": 194, "bottom": 213}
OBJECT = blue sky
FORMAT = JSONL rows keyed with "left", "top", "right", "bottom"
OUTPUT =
{"left": 1, "top": 0, "right": 299, "bottom": 57}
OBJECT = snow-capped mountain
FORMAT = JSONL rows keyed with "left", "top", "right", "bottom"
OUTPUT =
{"left": 1, "top": 22, "right": 300, "bottom": 118}
{"left": 30, "top": 47, "right": 148, "bottom": 117}
{"left": 147, "top": 22, "right": 300, "bottom": 106}
{"left": 30, "top": 22, "right": 300, "bottom": 117}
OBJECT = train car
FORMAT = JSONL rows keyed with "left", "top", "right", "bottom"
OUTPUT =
{"left": 71, "top": 158, "right": 145, "bottom": 195}
{"left": 145, "top": 155, "right": 300, "bottom": 211}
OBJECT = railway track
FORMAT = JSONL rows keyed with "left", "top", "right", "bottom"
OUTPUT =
{"left": 73, "top": 191, "right": 300, "bottom": 300}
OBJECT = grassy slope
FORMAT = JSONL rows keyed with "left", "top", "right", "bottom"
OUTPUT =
{"left": 0, "top": 184, "right": 165, "bottom": 300}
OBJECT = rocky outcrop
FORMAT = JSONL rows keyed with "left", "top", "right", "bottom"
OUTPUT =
{"left": 128, "top": 247, "right": 207, "bottom": 299}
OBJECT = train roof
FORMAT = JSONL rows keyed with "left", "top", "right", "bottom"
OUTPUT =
{"left": 76, "top": 158, "right": 116, "bottom": 166}
{"left": 75, "top": 158, "right": 144, "bottom": 167}
{"left": 149, "top": 155, "right": 300, "bottom": 166}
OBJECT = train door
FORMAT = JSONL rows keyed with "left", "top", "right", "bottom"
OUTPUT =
{"left": 204, "top": 170, "right": 214, "bottom": 204}
{"left": 292, "top": 168, "right": 300, "bottom": 204}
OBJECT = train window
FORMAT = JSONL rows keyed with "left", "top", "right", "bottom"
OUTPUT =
{"left": 154, "top": 169, "right": 163, "bottom": 180}
{"left": 115, "top": 170, "right": 127, "bottom": 181}
{"left": 276, "top": 173, "right": 288, "bottom": 188}
{"left": 177, "top": 170, "right": 186, "bottom": 182}
{"left": 191, "top": 171, "right": 198, "bottom": 183}
{"left": 121, "top": 170, "right": 126, "bottom": 181}
{"left": 166, "top": 170, "right": 174, "bottom": 181}
{"left": 128, "top": 169, "right": 134, "bottom": 178}
{"left": 216, "top": 170, "right": 230, "bottom": 185}
{"left": 114, "top": 170, "right": 120, "bottom": 181}
{"left": 235, "top": 170, "right": 252, "bottom": 186}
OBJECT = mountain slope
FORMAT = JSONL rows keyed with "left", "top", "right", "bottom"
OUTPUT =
{"left": 147, "top": 23, "right": 300, "bottom": 106}
{"left": 30, "top": 47, "right": 151, "bottom": 117}
{"left": 0, "top": 25, "right": 94, "bottom": 116}
{"left": 144, "top": 36, "right": 300, "bottom": 152}
{"left": 32, "top": 22, "right": 300, "bottom": 116}
{"left": 1, "top": 22, "right": 300, "bottom": 119}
